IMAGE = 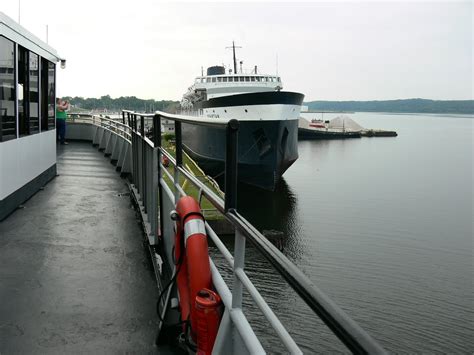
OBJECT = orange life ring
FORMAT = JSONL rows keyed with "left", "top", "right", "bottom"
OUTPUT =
{"left": 174, "top": 196, "right": 215, "bottom": 346}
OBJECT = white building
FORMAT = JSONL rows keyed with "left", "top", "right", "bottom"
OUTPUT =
{"left": 0, "top": 12, "right": 64, "bottom": 220}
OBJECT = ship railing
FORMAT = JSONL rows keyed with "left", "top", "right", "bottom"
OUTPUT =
{"left": 67, "top": 113, "right": 132, "bottom": 141}
{"left": 120, "top": 109, "right": 386, "bottom": 355}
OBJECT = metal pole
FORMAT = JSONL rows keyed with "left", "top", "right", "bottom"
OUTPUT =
{"left": 232, "top": 229, "right": 245, "bottom": 310}
{"left": 133, "top": 115, "right": 138, "bottom": 185}
{"left": 141, "top": 115, "right": 146, "bottom": 210}
{"left": 174, "top": 121, "right": 182, "bottom": 203}
{"left": 225, "top": 119, "right": 239, "bottom": 211}
{"left": 153, "top": 114, "right": 163, "bottom": 240}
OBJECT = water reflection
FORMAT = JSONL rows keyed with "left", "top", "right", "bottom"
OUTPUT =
{"left": 236, "top": 178, "right": 304, "bottom": 262}
{"left": 210, "top": 176, "right": 346, "bottom": 353}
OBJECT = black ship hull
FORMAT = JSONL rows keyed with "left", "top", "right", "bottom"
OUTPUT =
{"left": 182, "top": 119, "right": 299, "bottom": 191}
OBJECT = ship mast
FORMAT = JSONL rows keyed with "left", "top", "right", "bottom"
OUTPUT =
{"left": 226, "top": 41, "right": 241, "bottom": 74}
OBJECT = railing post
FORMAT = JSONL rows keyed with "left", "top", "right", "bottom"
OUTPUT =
{"left": 174, "top": 120, "right": 182, "bottom": 203}
{"left": 153, "top": 113, "right": 162, "bottom": 241}
{"left": 141, "top": 115, "right": 146, "bottom": 211}
{"left": 122, "top": 111, "right": 125, "bottom": 125}
{"left": 231, "top": 227, "right": 246, "bottom": 354}
{"left": 133, "top": 115, "right": 138, "bottom": 185}
{"left": 225, "top": 119, "right": 239, "bottom": 211}
{"left": 136, "top": 114, "right": 142, "bottom": 198}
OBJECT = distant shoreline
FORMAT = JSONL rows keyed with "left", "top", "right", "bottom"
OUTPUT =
{"left": 301, "top": 111, "right": 473, "bottom": 116}
{"left": 304, "top": 99, "right": 474, "bottom": 115}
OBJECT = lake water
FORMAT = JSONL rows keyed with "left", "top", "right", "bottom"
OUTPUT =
{"left": 211, "top": 112, "right": 473, "bottom": 353}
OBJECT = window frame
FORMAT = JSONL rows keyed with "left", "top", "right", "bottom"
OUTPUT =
{"left": 0, "top": 35, "right": 17, "bottom": 142}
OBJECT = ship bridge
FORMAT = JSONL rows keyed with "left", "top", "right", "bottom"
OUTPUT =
{"left": 193, "top": 74, "right": 283, "bottom": 99}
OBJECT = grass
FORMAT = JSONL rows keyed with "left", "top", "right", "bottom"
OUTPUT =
{"left": 161, "top": 134, "right": 224, "bottom": 220}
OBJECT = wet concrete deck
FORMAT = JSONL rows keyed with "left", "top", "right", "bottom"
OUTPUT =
{"left": 0, "top": 142, "right": 159, "bottom": 353}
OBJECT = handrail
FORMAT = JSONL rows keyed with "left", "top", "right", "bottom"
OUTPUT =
{"left": 227, "top": 210, "right": 386, "bottom": 354}
{"left": 122, "top": 109, "right": 386, "bottom": 354}
{"left": 67, "top": 114, "right": 132, "bottom": 141}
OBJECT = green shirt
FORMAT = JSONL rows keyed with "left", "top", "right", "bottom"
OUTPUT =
{"left": 56, "top": 108, "right": 67, "bottom": 120}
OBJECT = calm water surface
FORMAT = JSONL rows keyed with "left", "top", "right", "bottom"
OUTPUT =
{"left": 211, "top": 112, "right": 473, "bottom": 353}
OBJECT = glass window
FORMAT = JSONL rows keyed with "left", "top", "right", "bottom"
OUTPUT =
{"left": 245, "top": 76, "right": 250, "bottom": 82}
{"left": 228, "top": 76, "right": 233, "bottom": 82}
{"left": 277, "top": 77, "right": 281, "bottom": 82}
{"left": 0, "top": 36, "right": 16, "bottom": 142}
{"left": 212, "top": 77, "right": 216, "bottom": 82}
{"left": 256, "top": 77, "right": 261, "bottom": 82}
{"left": 29, "top": 52, "right": 39, "bottom": 134}
{"left": 217, "top": 77, "right": 222, "bottom": 82}
{"left": 239, "top": 76, "right": 244, "bottom": 82}
{"left": 41, "top": 58, "right": 55, "bottom": 131}
{"left": 251, "top": 76, "right": 255, "bottom": 82}
{"left": 18, "top": 46, "right": 28, "bottom": 137}
{"left": 223, "top": 77, "right": 228, "bottom": 82}
{"left": 47, "top": 61, "right": 55, "bottom": 129}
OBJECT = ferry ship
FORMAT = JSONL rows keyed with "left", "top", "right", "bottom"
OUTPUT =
{"left": 180, "top": 43, "right": 304, "bottom": 190}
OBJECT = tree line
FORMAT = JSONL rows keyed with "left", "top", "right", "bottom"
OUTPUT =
{"left": 63, "top": 95, "right": 180, "bottom": 113}
{"left": 305, "top": 99, "right": 474, "bottom": 114}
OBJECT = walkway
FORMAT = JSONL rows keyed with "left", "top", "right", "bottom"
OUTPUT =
{"left": 0, "top": 142, "right": 158, "bottom": 353}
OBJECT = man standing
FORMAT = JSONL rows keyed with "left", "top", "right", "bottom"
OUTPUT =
{"left": 56, "top": 98, "right": 69, "bottom": 145}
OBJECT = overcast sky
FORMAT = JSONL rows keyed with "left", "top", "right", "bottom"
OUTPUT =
{"left": 2, "top": 1, "right": 472, "bottom": 101}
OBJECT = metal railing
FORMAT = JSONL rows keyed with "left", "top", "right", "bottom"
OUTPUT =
{"left": 120, "top": 109, "right": 386, "bottom": 354}
{"left": 68, "top": 113, "right": 132, "bottom": 142}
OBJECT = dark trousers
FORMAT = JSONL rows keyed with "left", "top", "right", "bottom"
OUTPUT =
{"left": 57, "top": 119, "right": 66, "bottom": 144}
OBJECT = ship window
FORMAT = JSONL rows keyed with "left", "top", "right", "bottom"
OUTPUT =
{"left": 41, "top": 58, "right": 55, "bottom": 131}
{"left": 263, "top": 77, "right": 268, "bottom": 82}
{"left": 0, "top": 36, "right": 17, "bottom": 142}
{"left": 256, "top": 77, "right": 261, "bottom": 82}
{"left": 47, "top": 61, "right": 55, "bottom": 129}
{"left": 223, "top": 77, "right": 228, "bottom": 82}
{"left": 217, "top": 77, "right": 222, "bottom": 82}
{"left": 228, "top": 77, "right": 233, "bottom": 82}
{"left": 18, "top": 45, "right": 29, "bottom": 137}
{"left": 206, "top": 77, "right": 211, "bottom": 83}
{"left": 277, "top": 77, "right": 281, "bottom": 82}
{"left": 212, "top": 77, "right": 216, "bottom": 82}
{"left": 29, "top": 52, "right": 39, "bottom": 134}
{"left": 251, "top": 76, "right": 255, "bottom": 82}
{"left": 239, "top": 76, "right": 244, "bottom": 82}
{"left": 245, "top": 76, "right": 250, "bottom": 82}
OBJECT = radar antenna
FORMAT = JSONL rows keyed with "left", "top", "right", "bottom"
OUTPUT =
{"left": 226, "top": 41, "right": 242, "bottom": 74}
